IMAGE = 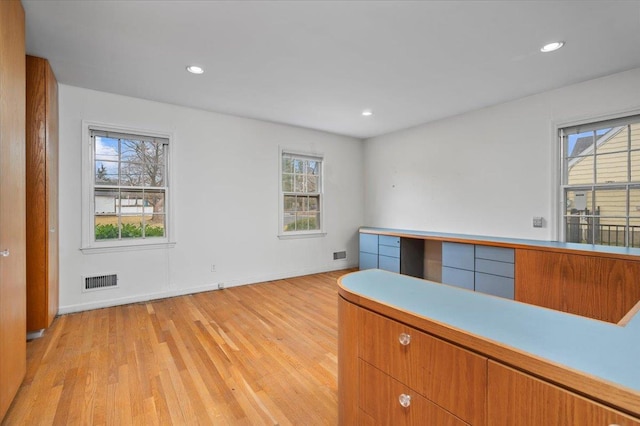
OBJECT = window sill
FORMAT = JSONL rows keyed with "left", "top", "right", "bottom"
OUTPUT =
{"left": 278, "top": 232, "right": 327, "bottom": 240}
{"left": 81, "top": 241, "right": 176, "bottom": 254}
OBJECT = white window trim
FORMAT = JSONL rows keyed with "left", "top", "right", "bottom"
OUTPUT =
{"left": 81, "top": 120, "right": 176, "bottom": 253}
{"left": 278, "top": 147, "right": 326, "bottom": 239}
{"left": 556, "top": 108, "right": 640, "bottom": 246}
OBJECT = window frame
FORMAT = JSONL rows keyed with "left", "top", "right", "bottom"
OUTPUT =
{"left": 81, "top": 121, "right": 175, "bottom": 253}
{"left": 278, "top": 148, "right": 326, "bottom": 239}
{"left": 558, "top": 112, "right": 640, "bottom": 248}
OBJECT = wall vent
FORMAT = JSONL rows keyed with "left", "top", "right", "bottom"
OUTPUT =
{"left": 83, "top": 274, "right": 118, "bottom": 291}
{"left": 333, "top": 251, "right": 347, "bottom": 260}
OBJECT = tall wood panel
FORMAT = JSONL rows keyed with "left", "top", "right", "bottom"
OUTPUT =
{"left": 26, "top": 55, "right": 59, "bottom": 332}
{"left": 515, "top": 248, "right": 640, "bottom": 323}
{"left": 0, "top": 0, "right": 26, "bottom": 420}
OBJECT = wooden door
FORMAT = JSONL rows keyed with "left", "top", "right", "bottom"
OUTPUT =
{"left": 0, "top": 0, "right": 26, "bottom": 420}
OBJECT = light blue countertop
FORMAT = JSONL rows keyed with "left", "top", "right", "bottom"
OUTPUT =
{"left": 360, "top": 226, "right": 640, "bottom": 258}
{"left": 341, "top": 269, "right": 640, "bottom": 394}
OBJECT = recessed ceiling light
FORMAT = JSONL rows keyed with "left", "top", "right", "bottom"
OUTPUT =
{"left": 540, "top": 41, "right": 565, "bottom": 53}
{"left": 362, "top": 110, "right": 373, "bottom": 117}
{"left": 186, "top": 65, "right": 204, "bottom": 74}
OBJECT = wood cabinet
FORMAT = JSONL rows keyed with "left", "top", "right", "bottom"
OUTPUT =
{"left": 515, "top": 249, "right": 640, "bottom": 323}
{"left": 359, "top": 228, "right": 640, "bottom": 323}
{"left": 339, "top": 297, "right": 487, "bottom": 425}
{"left": 26, "top": 55, "right": 59, "bottom": 333}
{"left": 0, "top": 0, "right": 26, "bottom": 420}
{"left": 358, "top": 307, "right": 487, "bottom": 425}
{"left": 488, "top": 361, "right": 640, "bottom": 426}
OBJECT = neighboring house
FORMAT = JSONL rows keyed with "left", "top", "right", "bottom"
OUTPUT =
{"left": 566, "top": 124, "right": 640, "bottom": 246}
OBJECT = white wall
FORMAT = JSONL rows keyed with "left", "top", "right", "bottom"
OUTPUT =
{"left": 58, "top": 85, "right": 364, "bottom": 313}
{"left": 363, "top": 67, "right": 640, "bottom": 240}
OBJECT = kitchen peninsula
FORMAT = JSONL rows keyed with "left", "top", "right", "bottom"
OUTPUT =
{"left": 338, "top": 269, "right": 640, "bottom": 425}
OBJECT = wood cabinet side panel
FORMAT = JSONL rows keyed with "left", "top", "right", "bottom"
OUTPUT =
{"left": 515, "top": 249, "right": 640, "bottom": 323}
{"left": 0, "top": 0, "right": 26, "bottom": 419}
{"left": 338, "top": 297, "right": 359, "bottom": 425}
{"left": 487, "top": 361, "right": 640, "bottom": 426}
{"left": 46, "top": 60, "right": 59, "bottom": 325}
{"left": 25, "top": 55, "right": 48, "bottom": 331}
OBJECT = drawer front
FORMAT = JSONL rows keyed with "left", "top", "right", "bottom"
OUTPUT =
{"left": 359, "top": 252, "right": 378, "bottom": 270}
{"left": 358, "top": 309, "right": 487, "bottom": 425}
{"left": 379, "top": 244, "right": 400, "bottom": 258}
{"left": 360, "top": 233, "right": 379, "bottom": 254}
{"left": 358, "top": 360, "right": 468, "bottom": 426}
{"left": 379, "top": 235, "right": 401, "bottom": 247}
{"left": 441, "top": 266, "right": 474, "bottom": 290}
{"left": 475, "top": 245, "right": 514, "bottom": 263}
{"left": 475, "top": 258, "right": 514, "bottom": 278}
{"left": 379, "top": 255, "right": 400, "bottom": 273}
{"left": 442, "top": 242, "right": 475, "bottom": 270}
{"left": 475, "top": 272, "right": 514, "bottom": 299}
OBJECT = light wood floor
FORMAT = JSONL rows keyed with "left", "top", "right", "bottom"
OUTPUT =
{"left": 2, "top": 270, "right": 351, "bottom": 425}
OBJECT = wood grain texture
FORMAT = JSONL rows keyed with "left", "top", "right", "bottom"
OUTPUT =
{"left": 515, "top": 248, "right": 640, "bottom": 323}
{"left": 0, "top": 0, "right": 26, "bottom": 421}
{"left": 2, "top": 270, "right": 350, "bottom": 425}
{"left": 358, "top": 360, "right": 468, "bottom": 426}
{"left": 358, "top": 307, "right": 487, "bottom": 425}
{"left": 338, "top": 295, "right": 359, "bottom": 425}
{"left": 337, "top": 277, "right": 640, "bottom": 419}
{"left": 26, "top": 55, "right": 58, "bottom": 332}
{"left": 46, "top": 57, "right": 59, "bottom": 328}
{"left": 488, "top": 361, "right": 640, "bottom": 426}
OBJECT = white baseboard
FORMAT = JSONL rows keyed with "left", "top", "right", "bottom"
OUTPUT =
{"left": 58, "top": 261, "right": 356, "bottom": 315}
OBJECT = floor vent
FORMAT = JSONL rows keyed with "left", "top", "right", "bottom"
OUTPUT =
{"left": 84, "top": 274, "right": 118, "bottom": 291}
{"left": 333, "top": 251, "right": 347, "bottom": 260}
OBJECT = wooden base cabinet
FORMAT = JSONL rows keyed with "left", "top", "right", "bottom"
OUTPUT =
{"left": 488, "top": 361, "right": 640, "bottom": 426}
{"left": 26, "top": 55, "right": 59, "bottom": 332}
{"left": 339, "top": 297, "right": 487, "bottom": 425}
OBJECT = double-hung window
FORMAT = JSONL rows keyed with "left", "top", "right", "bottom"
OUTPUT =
{"left": 560, "top": 114, "right": 640, "bottom": 248}
{"left": 280, "top": 151, "right": 323, "bottom": 236}
{"left": 83, "top": 125, "right": 171, "bottom": 250}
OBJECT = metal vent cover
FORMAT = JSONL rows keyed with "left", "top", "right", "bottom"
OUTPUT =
{"left": 333, "top": 251, "right": 347, "bottom": 260}
{"left": 83, "top": 274, "right": 118, "bottom": 291}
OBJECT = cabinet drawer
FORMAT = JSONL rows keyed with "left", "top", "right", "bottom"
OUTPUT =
{"left": 475, "top": 258, "right": 514, "bottom": 278}
{"left": 358, "top": 309, "right": 487, "bottom": 425}
{"left": 379, "top": 235, "right": 401, "bottom": 247}
{"left": 358, "top": 360, "right": 468, "bottom": 426}
{"left": 360, "top": 252, "right": 378, "bottom": 270}
{"left": 442, "top": 266, "right": 474, "bottom": 290}
{"left": 475, "top": 245, "right": 514, "bottom": 263}
{"left": 379, "top": 255, "right": 400, "bottom": 273}
{"left": 475, "top": 273, "right": 514, "bottom": 299}
{"left": 442, "top": 242, "right": 475, "bottom": 270}
{"left": 360, "top": 233, "right": 379, "bottom": 254}
{"left": 488, "top": 361, "right": 640, "bottom": 426}
{"left": 379, "top": 244, "right": 400, "bottom": 258}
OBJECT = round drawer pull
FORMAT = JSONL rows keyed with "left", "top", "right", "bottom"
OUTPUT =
{"left": 398, "top": 333, "right": 411, "bottom": 346}
{"left": 398, "top": 393, "right": 411, "bottom": 408}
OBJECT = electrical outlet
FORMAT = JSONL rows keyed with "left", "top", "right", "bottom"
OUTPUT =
{"left": 211, "top": 264, "right": 216, "bottom": 272}
{"left": 533, "top": 217, "right": 544, "bottom": 228}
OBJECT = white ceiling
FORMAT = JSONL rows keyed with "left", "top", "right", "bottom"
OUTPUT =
{"left": 23, "top": 1, "right": 640, "bottom": 139}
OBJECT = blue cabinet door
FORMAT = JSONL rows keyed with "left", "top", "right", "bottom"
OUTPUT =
{"left": 359, "top": 233, "right": 379, "bottom": 254}
{"left": 442, "top": 242, "right": 475, "bottom": 270}
{"left": 359, "top": 252, "right": 378, "bottom": 270}
{"left": 441, "top": 266, "right": 474, "bottom": 290}
{"left": 475, "top": 272, "right": 514, "bottom": 299}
